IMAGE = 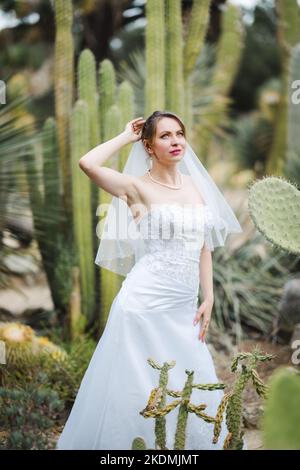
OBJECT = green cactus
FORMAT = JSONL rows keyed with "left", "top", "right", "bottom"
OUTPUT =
{"left": 197, "top": 4, "right": 244, "bottom": 163}
{"left": 98, "top": 59, "right": 117, "bottom": 142}
{"left": 0, "top": 322, "right": 67, "bottom": 369}
{"left": 182, "top": 0, "right": 211, "bottom": 126}
{"left": 183, "top": 0, "right": 210, "bottom": 80}
{"left": 70, "top": 100, "right": 95, "bottom": 321}
{"left": 145, "top": 0, "right": 166, "bottom": 115}
{"left": 248, "top": 176, "right": 300, "bottom": 255}
{"left": 213, "top": 348, "right": 273, "bottom": 450}
{"left": 53, "top": 0, "right": 74, "bottom": 217}
{"left": 262, "top": 367, "right": 300, "bottom": 450}
{"left": 131, "top": 437, "right": 147, "bottom": 450}
{"left": 118, "top": 80, "right": 135, "bottom": 169}
{"left": 145, "top": 358, "right": 176, "bottom": 450}
{"left": 77, "top": 48, "right": 102, "bottom": 308}
{"left": 165, "top": 0, "right": 184, "bottom": 114}
{"left": 139, "top": 357, "right": 225, "bottom": 450}
{"left": 266, "top": 0, "right": 300, "bottom": 176}
{"left": 98, "top": 104, "right": 123, "bottom": 336}
{"left": 286, "top": 43, "right": 300, "bottom": 186}
{"left": 78, "top": 49, "right": 100, "bottom": 148}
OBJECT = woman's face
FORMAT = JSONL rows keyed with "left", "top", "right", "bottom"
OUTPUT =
{"left": 144, "top": 117, "right": 186, "bottom": 165}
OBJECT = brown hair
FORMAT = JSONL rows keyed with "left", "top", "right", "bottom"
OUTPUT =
{"left": 141, "top": 110, "right": 186, "bottom": 153}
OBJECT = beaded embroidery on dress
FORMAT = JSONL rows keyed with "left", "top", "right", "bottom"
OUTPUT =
{"left": 56, "top": 204, "right": 247, "bottom": 450}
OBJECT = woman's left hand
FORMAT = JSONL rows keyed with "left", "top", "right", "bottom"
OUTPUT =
{"left": 193, "top": 299, "right": 213, "bottom": 342}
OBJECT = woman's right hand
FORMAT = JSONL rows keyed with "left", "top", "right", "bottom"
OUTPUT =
{"left": 124, "top": 117, "right": 146, "bottom": 143}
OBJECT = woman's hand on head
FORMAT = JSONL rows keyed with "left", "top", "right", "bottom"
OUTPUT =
{"left": 124, "top": 117, "right": 146, "bottom": 143}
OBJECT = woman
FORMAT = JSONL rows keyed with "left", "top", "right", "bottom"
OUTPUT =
{"left": 56, "top": 110, "right": 244, "bottom": 450}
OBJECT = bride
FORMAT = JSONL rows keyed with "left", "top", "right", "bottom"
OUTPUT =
{"left": 56, "top": 110, "right": 244, "bottom": 450}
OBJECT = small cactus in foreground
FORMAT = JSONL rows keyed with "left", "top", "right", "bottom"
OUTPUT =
{"left": 213, "top": 348, "right": 273, "bottom": 450}
{"left": 136, "top": 357, "right": 225, "bottom": 450}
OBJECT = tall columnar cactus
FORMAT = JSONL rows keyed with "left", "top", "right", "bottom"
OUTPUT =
{"left": 213, "top": 349, "right": 272, "bottom": 450}
{"left": 139, "top": 357, "right": 225, "bottom": 450}
{"left": 286, "top": 43, "right": 300, "bottom": 185}
{"left": 266, "top": 0, "right": 300, "bottom": 176}
{"left": 98, "top": 104, "right": 123, "bottom": 336}
{"left": 248, "top": 176, "right": 300, "bottom": 255}
{"left": 197, "top": 4, "right": 244, "bottom": 163}
{"left": 145, "top": 0, "right": 166, "bottom": 115}
{"left": 262, "top": 367, "right": 300, "bottom": 450}
{"left": 98, "top": 59, "right": 117, "bottom": 142}
{"left": 77, "top": 48, "right": 102, "bottom": 287}
{"left": 42, "top": 118, "right": 62, "bottom": 233}
{"left": 165, "top": 0, "right": 184, "bottom": 115}
{"left": 53, "top": 0, "right": 74, "bottom": 217}
{"left": 118, "top": 80, "right": 135, "bottom": 170}
{"left": 78, "top": 49, "right": 100, "bottom": 148}
{"left": 70, "top": 100, "right": 95, "bottom": 321}
{"left": 182, "top": 0, "right": 211, "bottom": 126}
{"left": 183, "top": 0, "right": 211, "bottom": 81}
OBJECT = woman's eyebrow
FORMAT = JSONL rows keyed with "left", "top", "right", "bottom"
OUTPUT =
{"left": 159, "top": 130, "right": 183, "bottom": 135}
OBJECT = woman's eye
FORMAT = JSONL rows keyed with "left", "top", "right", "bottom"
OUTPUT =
{"left": 161, "top": 132, "right": 183, "bottom": 138}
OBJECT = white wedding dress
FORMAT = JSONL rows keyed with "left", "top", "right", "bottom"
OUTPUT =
{"left": 56, "top": 203, "right": 245, "bottom": 450}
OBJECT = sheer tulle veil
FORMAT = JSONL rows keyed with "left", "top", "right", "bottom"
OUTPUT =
{"left": 94, "top": 139, "right": 243, "bottom": 276}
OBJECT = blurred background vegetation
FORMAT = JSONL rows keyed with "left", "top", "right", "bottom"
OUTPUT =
{"left": 0, "top": 0, "right": 299, "bottom": 450}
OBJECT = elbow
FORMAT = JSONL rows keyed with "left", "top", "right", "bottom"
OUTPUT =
{"left": 78, "top": 157, "right": 90, "bottom": 172}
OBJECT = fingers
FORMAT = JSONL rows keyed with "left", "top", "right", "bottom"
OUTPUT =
{"left": 131, "top": 117, "right": 146, "bottom": 134}
{"left": 198, "top": 319, "right": 210, "bottom": 342}
{"left": 192, "top": 309, "right": 210, "bottom": 342}
{"left": 193, "top": 308, "right": 204, "bottom": 326}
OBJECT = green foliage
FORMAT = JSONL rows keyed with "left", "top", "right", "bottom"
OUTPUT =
{"left": 0, "top": 382, "right": 64, "bottom": 450}
{"left": 232, "top": 112, "right": 273, "bottom": 173}
{"left": 210, "top": 234, "right": 296, "bottom": 342}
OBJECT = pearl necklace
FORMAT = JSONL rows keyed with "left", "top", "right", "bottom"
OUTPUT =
{"left": 147, "top": 169, "right": 183, "bottom": 190}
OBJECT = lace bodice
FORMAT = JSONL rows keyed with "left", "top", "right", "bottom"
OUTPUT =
{"left": 134, "top": 204, "right": 214, "bottom": 292}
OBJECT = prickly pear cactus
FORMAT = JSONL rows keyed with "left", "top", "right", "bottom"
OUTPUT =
{"left": 262, "top": 367, "right": 300, "bottom": 450}
{"left": 248, "top": 176, "right": 300, "bottom": 255}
